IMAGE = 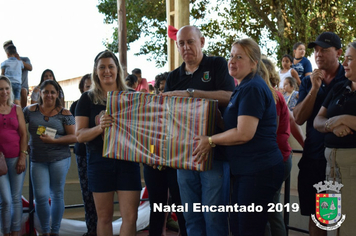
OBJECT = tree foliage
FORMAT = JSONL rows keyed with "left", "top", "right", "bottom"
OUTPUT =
{"left": 98, "top": 0, "right": 356, "bottom": 67}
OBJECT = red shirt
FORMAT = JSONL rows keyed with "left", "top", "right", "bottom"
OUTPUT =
{"left": 276, "top": 91, "right": 292, "bottom": 161}
{"left": 135, "top": 78, "right": 149, "bottom": 92}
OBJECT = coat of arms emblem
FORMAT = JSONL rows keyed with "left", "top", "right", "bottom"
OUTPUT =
{"left": 311, "top": 181, "right": 346, "bottom": 231}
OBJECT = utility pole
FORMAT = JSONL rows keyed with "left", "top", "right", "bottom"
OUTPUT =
{"left": 117, "top": 0, "right": 128, "bottom": 77}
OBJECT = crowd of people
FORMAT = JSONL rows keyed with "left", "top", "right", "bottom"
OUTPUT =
{"left": 0, "top": 28, "right": 355, "bottom": 236}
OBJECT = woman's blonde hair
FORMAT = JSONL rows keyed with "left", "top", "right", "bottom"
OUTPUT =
{"left": 90, "top": 50, "right": 128, "bottom": 105}
{"left": 0, "top": 76, "right": 14, "bottom": 106}
{"left": 232, "top": 38, "right": 277, "bottom": 103}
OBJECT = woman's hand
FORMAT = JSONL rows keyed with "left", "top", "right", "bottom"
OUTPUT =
{"left": 192, "top": 135, "right": 212, "bottom": 163}
{"left": 100, "top": 113, "right": 113, "bottom": 132}
{"left": 39, "top": 133, "right": 55, "bottom": 143}
{"left": 16, "top": 153, "right": 26, "bottom": 174}
{"left": 16, "top": 152, "right": 26, "bottom": 174}
{"left": 332, "top": 124, "right": 353, "bottom": 138}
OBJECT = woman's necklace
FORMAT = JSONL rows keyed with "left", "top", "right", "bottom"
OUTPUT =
{"left": 39, "top": 106, "right": 58, "bottom": 122}
{"left": 294, "top": 57, "right": 303, "bottom": 61}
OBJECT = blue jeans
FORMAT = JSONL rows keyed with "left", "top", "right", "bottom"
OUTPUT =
{"left": 31, "top": 158, "right": 71, "bottom": 234}
{"left": 11, "top": 82, "right": 21, "bottom": 100}
{"left": 177, "top": 160, "right": 229, "bottom": 236}
{"left": 0, "top": 157, "right": 26, "bottom": 234}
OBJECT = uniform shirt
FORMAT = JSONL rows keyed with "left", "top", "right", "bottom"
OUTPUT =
{"left": 165, "top": 54, "right": 235, "bottom": 161}
{"left": 296, "top": 64, "right": 347, "bottom": 160}
{"left": 323, "top": 80, "right": 356, "bottom": 148}
{"left": 165, "top": 54, "right": 234, "bottom": 94}
{"left": 223, "top": 73, "right": 282, "bottom": 175}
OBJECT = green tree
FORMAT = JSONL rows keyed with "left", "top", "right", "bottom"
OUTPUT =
{"left": 98, "top": 0, "right": 356, "bottom": 67}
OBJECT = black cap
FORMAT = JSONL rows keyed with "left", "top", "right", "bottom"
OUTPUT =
{"left": 308, "top": 32, "right": 341, "bottom": 49}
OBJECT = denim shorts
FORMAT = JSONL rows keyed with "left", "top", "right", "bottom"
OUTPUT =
{"left": 11, "top": 82, "right": 21, "bottom": 100}
{"left": 87, "top": 150, "right": 141, "bottom": 192}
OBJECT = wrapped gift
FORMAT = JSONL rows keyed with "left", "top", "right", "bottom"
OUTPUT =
{"left": 103, "top": 91, "right": 217, "bottom": 171}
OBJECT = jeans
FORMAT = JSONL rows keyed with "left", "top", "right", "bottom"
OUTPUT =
{"left": 31, "top": 157, "right": 71, "bottom": 234}
{"left": 144, "top": 165, "right": 187, "bottom": 236}
{"left": 11, "top": 82, "right": 21, "bottom": 100}
{"left": 266, "top": 154, "right": 292, "bottom": 236}
{"left": 230, "top": 161, "right": 284, "bottom": 236}
{"left": 0, "top": 157, "right": 26, "bottom": 234}
{"left": 177, "top": 160, "right": 229, "bottom": 236}
{"left": 76, "top": 154, "right": 97, "bottom": 234}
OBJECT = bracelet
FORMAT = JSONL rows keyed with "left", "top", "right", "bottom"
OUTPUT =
{"left": 208, "top": 136, "right": 216, "bottom": 147}
{"left": 21, "top": 150, "right": 28, "bottom": 155}
{"left": 325, "top": 121, "right": 330, "bottom": 131}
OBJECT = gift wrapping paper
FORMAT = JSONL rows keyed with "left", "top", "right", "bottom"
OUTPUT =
{"left": 102, "top": 91, "right": 217, "bottom": 171}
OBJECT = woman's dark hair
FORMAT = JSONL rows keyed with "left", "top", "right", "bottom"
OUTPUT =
{"left": 39, "top": 69, "right": 57, "bottom": 85}
{"left": 293, "top": 42, "right": 304, "bottom": 51}
{"left": 38, "top": 69, "right": 65, "bottom": 102}
{"left": 282, "top": 54, "right": 293, "bottom": 64}
{"left": 154, "top": 72, "right": 169, "bottom": 94}
{"left": 125, "top": 74, "right": 138, "bottom": 88}
{"left": 79, "top": 74, "right": 91, "bottom": 94}
{"left": 39, "top": 80, "right": 62, "bottom": 107}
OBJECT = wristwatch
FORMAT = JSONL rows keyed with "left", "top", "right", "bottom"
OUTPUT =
{"left": 208, "top": 136, "right": 216, "bottom": 147}
{"left": 187, "top": 88, "right": 195, "bottom": 97}
{"left": 21, "top": 150, "right": 28, "bottom": 155}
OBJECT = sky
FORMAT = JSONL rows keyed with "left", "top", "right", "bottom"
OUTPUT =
{"left": 0, "top": 0, "right": 168, "bottom": 90}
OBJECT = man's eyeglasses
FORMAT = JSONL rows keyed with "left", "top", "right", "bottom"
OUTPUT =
{"left": 336, "top": 86, "right": 355, "bottom": 106}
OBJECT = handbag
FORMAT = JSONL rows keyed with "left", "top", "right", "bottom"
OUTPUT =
{"left": 0, "top": 151, "right": 8, "bottom": 176}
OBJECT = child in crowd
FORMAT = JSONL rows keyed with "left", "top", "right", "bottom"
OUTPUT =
{"left": 283, "top": 76, "right": 299, "bottom": 111}
{"left": 125, "top": 74, "right": 138, "bottom": 90}
{"left": 1, "top": 45, "right": 24, "bottom": 105}
{"left": 279, "top": 54, "right": 300, "bottom": 89}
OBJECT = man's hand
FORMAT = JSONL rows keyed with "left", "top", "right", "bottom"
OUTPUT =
{"left": 163, "top": 90, "right": 190, "bottom": 97}
{"left": 310, "top": 69, "right": 324, "bottom": 90}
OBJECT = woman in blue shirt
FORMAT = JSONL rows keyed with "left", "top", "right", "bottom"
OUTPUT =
{"left": 193, "top": 38, "right": 284, "bottom": 235}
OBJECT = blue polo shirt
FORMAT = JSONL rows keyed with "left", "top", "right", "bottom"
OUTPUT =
{"left": 223, "top": 73, "right": 282, "bottom": 175}
{"left": 297, "top": 64, "right": 347, "bottom": 160}
{"left": 165, "top": 54, "right": 234, "bottom": 95}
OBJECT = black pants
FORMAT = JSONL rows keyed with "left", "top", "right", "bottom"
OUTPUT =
{"left": 143, "top": 165, "right": 187, "bottom": 236}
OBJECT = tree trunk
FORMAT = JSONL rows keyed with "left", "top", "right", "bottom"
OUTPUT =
{"left": 117, "top": 0, "right": 127, "bottom": 77}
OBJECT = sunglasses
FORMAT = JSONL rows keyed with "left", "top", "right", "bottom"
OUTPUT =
{"left": 336, "top": 86, "right": 355, "bottom": 107}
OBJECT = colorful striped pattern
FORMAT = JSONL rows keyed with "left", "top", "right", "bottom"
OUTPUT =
{"left": 102, "top": 91, "right": 217, "bottom": 171}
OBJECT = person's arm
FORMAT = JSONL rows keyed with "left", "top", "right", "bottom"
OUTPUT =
{"left": 291, "top": 68, "right": 301, "bottom": 86}
{"left": 22, "top": 60, "right": 32, "bottom": 71}
{"left": 193, "top": 115, "right": 258, "bottom": 162}
{"left": 314, "top": 106, "right": 355, "bottom": 136}
{"left": 293, "top": 69, "right": 323, "bottom": 125}
{"left": 39, "top": 109, "right": 77, "bottom": 144}
{"left": 31, "top": 87, "right": 40, "bottom": 104}
{"left": 1, "top": 68, "right": 4, "bottom": 75}
{"left": 164, "top": 90, "right": 232, "bottom": 107}
{"left": 76, "top": 113, "right": 112, "bottom": 143}
{"left": 313, "top": 106, "right": 329, "bottom": 133}
{"left": 16, "top": 105, "right": 27, "bottom": 174}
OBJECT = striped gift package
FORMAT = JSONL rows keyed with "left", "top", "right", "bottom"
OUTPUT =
{"left": 102, "top": 91, "right": 217, "bottom": 171}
